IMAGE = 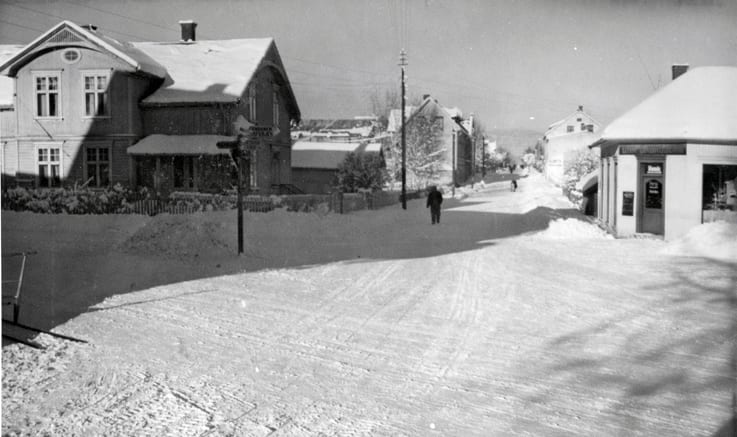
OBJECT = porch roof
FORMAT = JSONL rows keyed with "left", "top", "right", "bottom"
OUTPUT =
{"left": 127, "top": 134, "right": 235, "bottom": 156}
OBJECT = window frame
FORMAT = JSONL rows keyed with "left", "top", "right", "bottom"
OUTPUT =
{"left": 82, "top": 69, "right": 111, "bottom": 118}
{"left": 272, "top": 89, "right": 280, "bottom": 127}
{"left": 32, "top": 70, "right": 62, "bottom": 119}
{"left": 248, "top": 82, "right": 257, "bottom": 121}
{"left": 36, "top": 142, "right": 63, "bottom": 188}
{"left": 84, "top": 143, "right": 112, "bottom": 188}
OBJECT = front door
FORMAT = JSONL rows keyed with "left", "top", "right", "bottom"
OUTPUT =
{"left": 640, "top": 162, "right": 664, "bottom": 235}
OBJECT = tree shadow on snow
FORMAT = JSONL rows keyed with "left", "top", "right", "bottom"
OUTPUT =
{"left": 516, "top": 256, "right": 737, "bottom": 435}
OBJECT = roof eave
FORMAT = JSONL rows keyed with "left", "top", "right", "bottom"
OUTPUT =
{"left": 591, "top": 136, "right": 737, "bottom": 148}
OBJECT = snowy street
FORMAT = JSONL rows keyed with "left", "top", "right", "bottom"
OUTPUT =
{"left": 2, "top": 173, "right": 736, "bottom": 436}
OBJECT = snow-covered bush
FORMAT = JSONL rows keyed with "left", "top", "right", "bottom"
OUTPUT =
{"left": 563, "top": 149, "right": 599, "bottom": 208}
{"left": 2, "top": 184, "right": 139, "bottom": 214}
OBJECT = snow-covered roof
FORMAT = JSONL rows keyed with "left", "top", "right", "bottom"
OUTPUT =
{"left": 291, "top": 141, "right": 382, "bottom": 169}
{"left": 598, "top": 66, "right": 737, "bottom": 144}
{"left": 0, "top": 21, "right": 166, "bottom": 79}
{"left": 545, "top": 107, "right": 601, "bottom": 138}
{"left": 0, "top": 45, "right": 22, "bottom": 108}
{"left": 133, "top": 39, "right": 273, "bottom": 105}
{"left": 127, "top": 134, "right": 235, "bottom": 156}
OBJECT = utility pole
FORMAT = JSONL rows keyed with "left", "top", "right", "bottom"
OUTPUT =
{"left": 482, "top": 135, "right": 486, "bottom": 179}
{"left": 399, "top": 49, "right": 407, "bottom": 210}
{"left": 452, "top": 131, "right": 456, "bottom": 197}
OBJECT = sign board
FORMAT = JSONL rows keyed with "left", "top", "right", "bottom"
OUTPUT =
{"left": 645, "top": 164, "right": 663, "bottom": 175}
{"left": 622, "top": 191, "right": 634, "bottom": 216}
{"left": 645, "top": 179, "right": 663, "bottom": 209}
{"left": 620, "top": 143, "right": 686, "bottom": 155}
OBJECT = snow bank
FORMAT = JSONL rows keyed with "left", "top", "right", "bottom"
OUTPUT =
{"left": 117, "top": 212, "right": 234, "bottom": 260}
{"left": 660, "top": 221, "right": 737, "bottom": 262}
{"left": 533, "top": 218, "right": 613, "bottom": 240}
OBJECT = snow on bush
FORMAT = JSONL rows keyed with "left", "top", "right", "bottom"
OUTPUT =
{"left": 534, "top": 218, "right": 613, "bottom": 240}
{"left": 660, "top": 221, "right": 737, "bottom": 261}
{"left": 2, "top": 184, "right": 135, "bottom": 214}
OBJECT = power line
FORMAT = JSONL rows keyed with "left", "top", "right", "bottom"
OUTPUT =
{"left": 2, "top": 2, "right": 158, "bottom": 42}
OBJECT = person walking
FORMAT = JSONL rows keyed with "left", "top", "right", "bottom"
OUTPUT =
{"left": 426, "top": 186, "right": 443, "bottom": 224}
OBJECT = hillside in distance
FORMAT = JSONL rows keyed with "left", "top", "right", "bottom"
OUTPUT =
{"left": 487, "top": 128, "right": 542, "bottom": 159}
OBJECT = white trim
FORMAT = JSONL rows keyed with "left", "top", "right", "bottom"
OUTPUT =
{"left": 31, "top": 70, "right": 63, "bottom": 119}
{"left": 81, "top": 69, "right": 111, "bottom": 119}
{"left": 60, "top": 48, "right": 81, "bottom": 64}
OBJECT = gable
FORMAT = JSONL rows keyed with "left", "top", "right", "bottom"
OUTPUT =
{"left": 0, "top": 21, "right": 166, "bottom": 79}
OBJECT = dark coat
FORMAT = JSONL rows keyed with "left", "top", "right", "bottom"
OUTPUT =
{"left": 427, "top": 190, "right": 443, "bottom": 208}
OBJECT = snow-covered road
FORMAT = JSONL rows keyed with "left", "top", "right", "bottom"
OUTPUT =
{"left": 2, "top": 173, "right": 736, "bottom": 436}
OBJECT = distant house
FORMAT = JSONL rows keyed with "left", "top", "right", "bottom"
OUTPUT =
{"left": 291, "top": 141, "right": 383, "bottom": 193}
{"left": 542, "top": 105, "right": 601, "bottom": 184}
{"left": 591, "top": 65, "right": 737, "bottom": 240}
{"left": 391, "top": 95, "right": 474, "bottom": 188}
{"left": 292, "top": 116, "right": 379, "bottom": 142}
{"left": 0, "top": 20, "right": 300, "bottom": 195}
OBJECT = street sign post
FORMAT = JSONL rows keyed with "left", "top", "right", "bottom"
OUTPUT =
{"left": 217, "top": 124, "right": 274, "bottom": 255}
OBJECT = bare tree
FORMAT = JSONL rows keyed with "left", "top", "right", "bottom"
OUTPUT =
{"left": 368, "top": 86, "right": 400, "bottom": 129}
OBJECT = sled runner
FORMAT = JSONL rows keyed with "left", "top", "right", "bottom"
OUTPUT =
{"left": 2, "top": 251, "right": 88, "bottom": 348}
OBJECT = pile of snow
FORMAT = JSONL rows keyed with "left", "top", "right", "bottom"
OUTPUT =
{"left": 533, "top": 218, "right": 613, "bottom": 240}
{"left": 660, "top": 221, "right": 737, "bottom": 261}
{"left": 117, "top": 212, "right": 234, "bottom": 260}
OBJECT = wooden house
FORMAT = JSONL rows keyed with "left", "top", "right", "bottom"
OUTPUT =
{"left": 0, "top": 20, "right": 300, "bottom": 195}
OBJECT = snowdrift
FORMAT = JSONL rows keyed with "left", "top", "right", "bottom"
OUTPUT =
{"left": 660, "top": 221, "right": 737, "bottom": 262}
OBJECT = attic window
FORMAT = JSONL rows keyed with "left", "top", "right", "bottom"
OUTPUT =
{"left": 566, "top": 125, "right": 574, "bottom": 133}
{"left": 61, "top": 49, "right": 81, "bottom": 64}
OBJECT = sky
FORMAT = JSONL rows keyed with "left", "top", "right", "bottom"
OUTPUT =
{"left": 0, "top": 0, "right": 736, "bottom": 132}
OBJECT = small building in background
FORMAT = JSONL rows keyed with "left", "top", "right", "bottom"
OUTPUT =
{"left": 291, "top": 141, "right": 383, "bottom": 194}
{"left": 591, "top": 65, "right": 737, "bottom": 240}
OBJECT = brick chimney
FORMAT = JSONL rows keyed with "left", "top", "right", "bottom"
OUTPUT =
{"left": 672, "top": 64, "right": 689, "bottom": 80}
{"left": 179, "top": 20, "right": 197, "bottom": 42}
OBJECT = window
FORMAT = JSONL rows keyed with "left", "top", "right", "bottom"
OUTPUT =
{"left": 272, "top": 90, "right": 279, "bottom": 127}
{"left": 586, "top": 124, "right": 594, "bottom": 132}
{"left": 34, "top": 73, "right": 60, "bottom": 117}
{"left": 83, "top": 72, "right": 109, "bottom": 117}
{"left": 702, "top": 164, "right": 737, "bottom": 223}
{"left": 566, "top": 125, "right": 574, "bottom": 133}
{"left": 85, "top": 146, "right": 110, "bottom": 187}
{"left": 61, "top": 49, "right": 80, "bottom": 64}
{"left": 38, "top": 146, "right": 61, "bottom": 187}
{"left": 248, "top": 82, "right": 257, "bottom": 121}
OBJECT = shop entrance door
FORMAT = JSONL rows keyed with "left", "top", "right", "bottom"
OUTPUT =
{"left": 640, "top": 162, "right": 664, "bottom": 235}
